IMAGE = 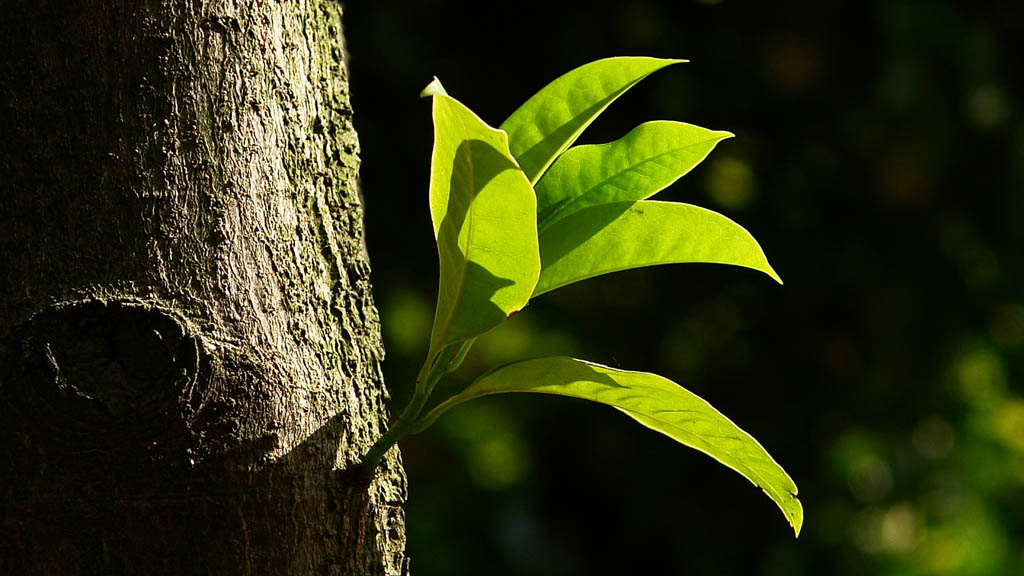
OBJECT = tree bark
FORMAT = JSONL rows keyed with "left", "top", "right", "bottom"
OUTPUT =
{"left": 0, "top": 1, "right": 407, "bottom": 574}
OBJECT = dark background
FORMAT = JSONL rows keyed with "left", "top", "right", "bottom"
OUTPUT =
{"left": 343, "top": 1, "right": 1024, "bottom": 574}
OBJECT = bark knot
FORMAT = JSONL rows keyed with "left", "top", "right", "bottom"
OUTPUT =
{"left": 2, "top": 299, "right": 204, "bottom": 452}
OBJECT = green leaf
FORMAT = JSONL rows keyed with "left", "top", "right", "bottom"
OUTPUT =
{"left": 500, "top": 57, "right": 683, "bottom": 185}
{"left": 535, "top": 121, "right": 733, "bottom": 231}
{"left": 534, "top": 200, "right": 781, "bottom": 297}
{"left": 415, "top": 356, "right": 803, "bottom": 535}
{"left": 423, "top": 80, "right": 541, "bottom": 363}
{"left": 420, "top": 76, "right": 449, "bottom": 98}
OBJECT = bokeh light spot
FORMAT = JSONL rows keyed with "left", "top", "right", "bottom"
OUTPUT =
{"left": 440, "top": 401, "right": 531, "bottom": 491}
{"left": 990, "top": 399, "right": 1024, "bottom": 454}
{"left": 966, "top": 84, "right": 1010, "bottom": 131}
{"left": 382, "top": 289, "right": 432, "bottom": 357}
{"left": 848, "top": 457, "right": 893, "bottom": 503}
{"left": 705, "top": 155, "right": 757, "bottom": 211}
{"left": 952, "top": 342, "right": 1007, "bottom": 407}
{"left": 834, "top": 431, "right": 894, "bottom": 502}
{"left": 880, "top": 502, "right": 923, "bottom": 554}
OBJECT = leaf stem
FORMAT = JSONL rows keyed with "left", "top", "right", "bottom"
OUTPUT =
{"left": 359, "top": 344, "right": 460, "bottom": 474}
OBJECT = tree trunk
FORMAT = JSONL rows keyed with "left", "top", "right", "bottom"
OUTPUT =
{"left": 0, "top": 1, "right": 407, "bottom": 574}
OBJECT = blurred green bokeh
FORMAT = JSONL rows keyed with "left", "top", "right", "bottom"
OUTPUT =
{"left": 344, "top": 1, "right": 1024, "bottom": 574}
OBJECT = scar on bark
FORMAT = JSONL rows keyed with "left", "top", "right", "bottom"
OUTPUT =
{"left": 2, "top": 299, "right": 205, "bottom": 457}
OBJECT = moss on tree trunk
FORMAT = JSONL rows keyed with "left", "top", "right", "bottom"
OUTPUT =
{"left": 0, "top": 1, "right": 407, "bottom": 573}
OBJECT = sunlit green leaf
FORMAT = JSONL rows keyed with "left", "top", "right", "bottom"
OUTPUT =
{"left": 500, "top": 57, "right": 683, "bottom": 185}
{"left": 415, "top": 356, "right": 802, "bottom": 535}
{"left": 535, "top": 121, "right": 732, "bottom": 231}
{"left": 534, "top": 200, "right": 781, "bottom": 296}
{"left": 423, "top": 80, "right": 540, "bottom": 365}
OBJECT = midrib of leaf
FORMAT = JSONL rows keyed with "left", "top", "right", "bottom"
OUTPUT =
{"left": 620, "top": 405, "right": 800, "bottom": 533}
{"left": 505, "top": 58, "right": 685, "bottom": 185}
{"left": 522, "top": 89, "right": 630, "bottom": 187}
{"left": 536, "top": 201, "right": 779, "bottom": 295}
{"left": 541, "top": 259, "right": 765, "bottom": 297}
{"left": 435, "top": 141, "right": 478, "bottom": 352}
{"left": 617, "top": 405, "right": 795, "bottom": 499}
{"left": 426, "top": 381, "right": 785, "bottom": 496}
{"left": 538, "top": 135, "right": 728, "bottom": 232}
{"left": 411, "top": 372, "right": 800, "bottom": 533}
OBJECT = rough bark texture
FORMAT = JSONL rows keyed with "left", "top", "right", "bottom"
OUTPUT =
{"left": 0, "top": 1, "right": 407, "bottom": 574}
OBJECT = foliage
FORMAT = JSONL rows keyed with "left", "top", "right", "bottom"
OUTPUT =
{"left": 362, "top": 58, "right": 802, "bottom": 536}
{"left": 347, "top": 3, "right": 1024, "bottom": 574}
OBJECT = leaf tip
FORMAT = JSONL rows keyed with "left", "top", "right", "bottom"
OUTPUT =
{"left": 749, "top": 252, "right": 783, "bottom": 285}
{"left": 420, "top": 76, "right": 448, "bottom": 99}
{"left": 788, "top": 492, "right": 804, "bottom": 537}
{"left": 762, "top": 259, "right": 783, "bottom": 285}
